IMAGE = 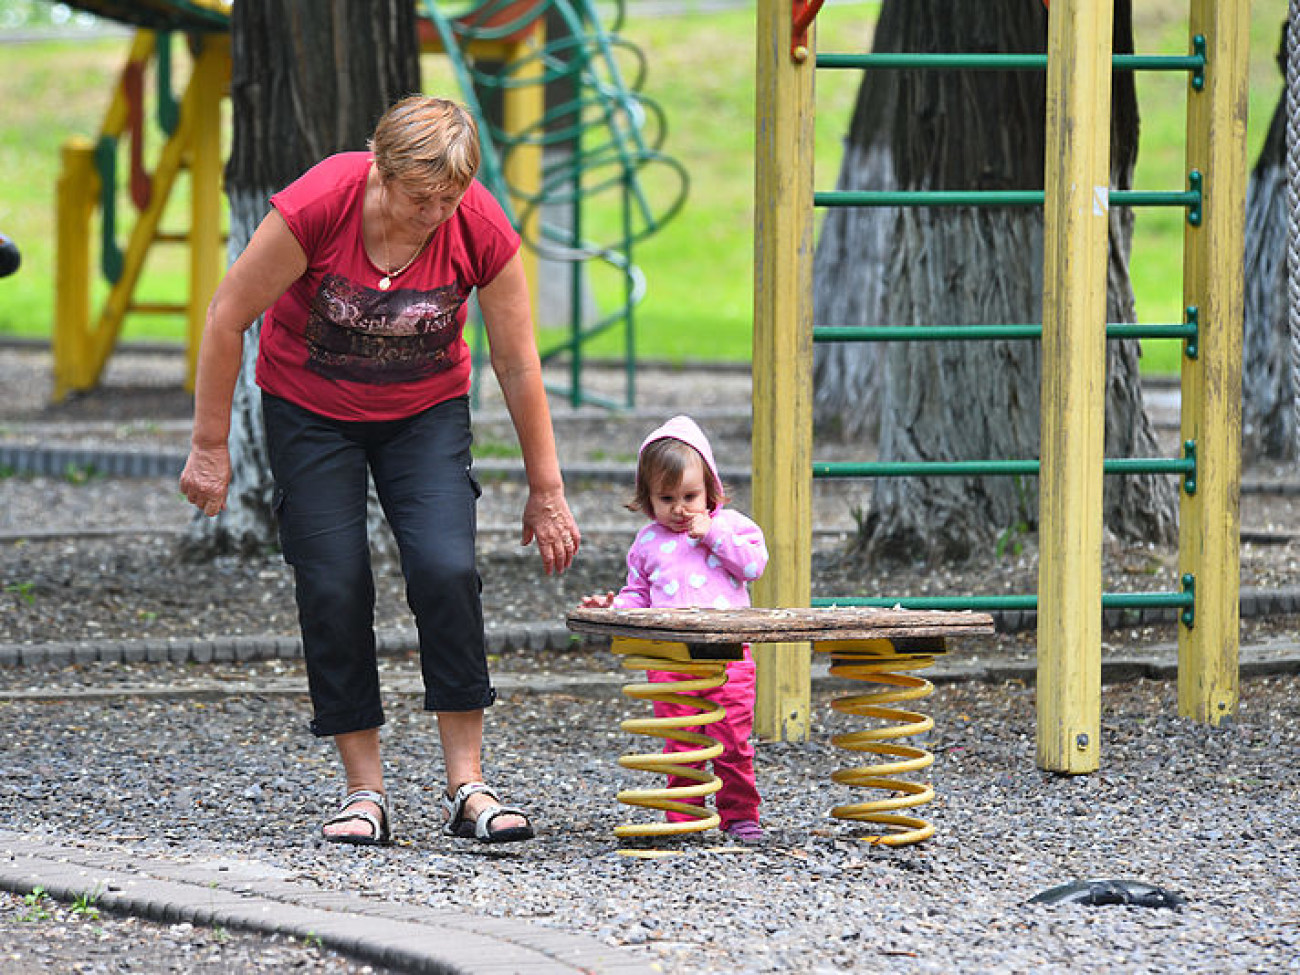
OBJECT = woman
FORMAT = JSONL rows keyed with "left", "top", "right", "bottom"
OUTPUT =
{"left": 179, "top": 96, "right": 580, "bottom": 846}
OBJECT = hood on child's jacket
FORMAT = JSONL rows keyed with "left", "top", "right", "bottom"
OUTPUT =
{"left": 637, "top": 414, "right": 725, "bottom": 513}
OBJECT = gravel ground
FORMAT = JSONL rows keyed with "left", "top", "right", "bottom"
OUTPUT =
{"left": 0, "top": 671, "right": 1297, "bottom": 973}
{"left": 1, "top": 345, "right": 1299, "bottom": 973}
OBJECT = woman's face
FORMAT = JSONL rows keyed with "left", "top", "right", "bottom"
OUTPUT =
{"left": 649, "top": 454, "right": 709, "bottom": 533}
{"left": 384, "top": 178, "right": 467, "bottom": 238}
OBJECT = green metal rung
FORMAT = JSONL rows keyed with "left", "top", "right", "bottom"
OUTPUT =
{"left": 815, "top": 185, "right": 1199, "bottom": 211}
{"left": 813, "top": 456, "right": 1195, "bottom": 478}
{"left": 817, "top": 189, "right": 1041, "bottom": 207}
{"left": 811, "top": 588, "right": 1194, "bottom": 612}
{"left": 815, "top": 46, "right": 1205, "bottom": 80}
{"left": 816, "top": 459, "right": 1039, "bottom": 477}
{"left": 812, "top": 322, "right": 1199, "bottom": 343}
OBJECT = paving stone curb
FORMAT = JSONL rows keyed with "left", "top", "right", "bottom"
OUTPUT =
{"left": 8, "top": 435, "right": 1297, "bottom": 498}
{"left": 0, "top": 625, "right": 576, "bottom": 670}
{"left": 0, "top": 443, "right": 185, "bottom": 479}
{"left": 3, "top": 588, "right": 1298, "bottom": 671}
{"left": 1, "top": 638, "right": 1297, "bottom": 700}
{"left": 0, "top": 831, "right": 651, "bottom": 975}
{"left": 0, "top": 442, "right": 749, "bottom": 485}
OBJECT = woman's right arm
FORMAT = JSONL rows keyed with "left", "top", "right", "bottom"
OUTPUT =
{"left": 180, "top": 210, "right": 307, "bottom": 516}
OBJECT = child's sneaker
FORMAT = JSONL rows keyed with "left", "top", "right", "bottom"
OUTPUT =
{"left": 722, "top": 819, "right": 764, "bottom": 844}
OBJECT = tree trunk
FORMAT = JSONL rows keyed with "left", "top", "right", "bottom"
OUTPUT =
{"left": 1097, "top": 4, "right": 1176, "bottom": 545}
{"left": 181, "top": 0, "right": 420, "bottom": 557}
{"left": 811, "top": 0, "right": 1175, "bottom": 564}
{"left": 810, "top": 4, "right": 904, "bottom": 441}
{"left": 1241, "top": 23, "right": 1296, "bottom": 462}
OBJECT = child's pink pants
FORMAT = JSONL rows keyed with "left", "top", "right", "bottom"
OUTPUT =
{"left": 648, "top": 653, "right": 760, "bottom": 826}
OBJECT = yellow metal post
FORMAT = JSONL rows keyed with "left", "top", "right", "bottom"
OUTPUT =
{"left": 1036, "top": 0, "right": 1113, "bottom": 773}
{"left": 751, "top": 5, "right": 815, "bottom": 742}
{"left": 53, "top": 138, "right": 99, "bottom": 401}
{"left": 502, "top": 23, "right": 544, "bottom": 323}
{"left": 186, "top": 33, "right": 230, "bottom": 392}
{"left": 1178, "top": 0, "right": 1249, "bottom": 725}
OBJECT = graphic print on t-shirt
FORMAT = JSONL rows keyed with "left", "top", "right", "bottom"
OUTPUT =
{"left": 304, "top": 274, "right": 468, "bottom": 385}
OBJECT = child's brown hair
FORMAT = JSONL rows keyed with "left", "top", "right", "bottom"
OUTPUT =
{"left": 627, "top": 437, "right": 727, "bottom": 518}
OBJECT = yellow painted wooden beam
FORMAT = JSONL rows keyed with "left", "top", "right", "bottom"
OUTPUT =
{"left": 1036, "top": 0, "right": 1114, "bottom": 773}
{"left": 1178, "top": 0, "right": 1249, "bottom": 725}
{"left": 53, "top": 138, "right": 99, "bottom": 402}
{"left": 186, "top": 33, "right": 230, "bottom": 393}
{"left": 751, "top": 4, "right": 815, "bottom": 743}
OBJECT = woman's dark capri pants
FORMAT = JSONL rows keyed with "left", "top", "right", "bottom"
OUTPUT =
{"left": 262, "top": 392, "right": 495, "bottom": 737}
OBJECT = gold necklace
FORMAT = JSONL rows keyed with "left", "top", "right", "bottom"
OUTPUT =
{"left": 377, "top": 186, "right": 431, "bottom": 291}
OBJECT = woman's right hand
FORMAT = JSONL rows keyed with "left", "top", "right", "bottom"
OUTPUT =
{"left": 180, "top": 443, "right": 232, "bottom": 518}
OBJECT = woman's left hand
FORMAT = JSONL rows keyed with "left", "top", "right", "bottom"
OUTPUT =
{"left": 521, "top": 487, "right": 580, "bottom": 575}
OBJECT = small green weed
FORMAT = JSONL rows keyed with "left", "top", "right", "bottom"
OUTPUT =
{"left": 70, "top": 886, "right": 101, "bottom": 920}
{"left": 5, "top": 581, "right": 36, "bottom": 605}
{"left": 995, "top": 475, "right": 1034, "bottom": 560}
{"left": 19, "top": 887, "right": 51, "bottom": 922}
{"left": 849, "top": 503, "right": 870, "bottom": 537}
{"left": 995, "top": 519, "right": 1030, "bottom": 560}
{"left": 62, "top": 463, "right": 102, "bottom": 485}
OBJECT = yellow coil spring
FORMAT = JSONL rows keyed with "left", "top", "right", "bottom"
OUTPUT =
{"left": 614, "top": 655, "right": 729, "bottom": 837}
{"left": 827, "top": 653, "right": 937, "bottom": 846}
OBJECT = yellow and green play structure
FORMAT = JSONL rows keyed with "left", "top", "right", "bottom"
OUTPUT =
{"left": 752, "top": 1, "right": 1248, "bottom": 772}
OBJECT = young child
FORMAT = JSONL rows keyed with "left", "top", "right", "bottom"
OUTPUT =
{"left": 581, "top": 415, "right": 769, "bottom": 843}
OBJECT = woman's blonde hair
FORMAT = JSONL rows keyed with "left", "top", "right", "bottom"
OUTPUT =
{"left": 369, "top": 95, "right": 480, "bottom": 192}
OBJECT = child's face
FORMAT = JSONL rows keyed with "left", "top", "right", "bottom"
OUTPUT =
{"left": 649, "top": 454, "right": 709, "bottom": 533}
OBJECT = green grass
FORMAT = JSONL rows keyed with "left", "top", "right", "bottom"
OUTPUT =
{"left": 0, "top": 3, "right": 1285, "bottom": 373}
{"left": 1127, "top": 0, "right": 1284, "bottom": 372}
{"left": 0, "top": 36, "right": 122, "bottom": 336}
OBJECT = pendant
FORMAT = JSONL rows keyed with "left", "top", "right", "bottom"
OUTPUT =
{"left": 378, "top": 276, "right": 392, "bottom": 291}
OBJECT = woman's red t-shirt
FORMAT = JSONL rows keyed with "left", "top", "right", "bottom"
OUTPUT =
{"left": 256, "top": 151, "right": 520, "bottom": 422}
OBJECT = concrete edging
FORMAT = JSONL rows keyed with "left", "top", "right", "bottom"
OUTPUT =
{"left": 4, "top": 589, "right": 1300, "bottom": 672}
{"left": 0, "top": 831, "right": 652, "bottom": 975}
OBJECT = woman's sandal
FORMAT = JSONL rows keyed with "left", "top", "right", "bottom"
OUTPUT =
{"left": 441, "top": 781, "right": 535, "bottom": 844}
{"left": 321, "top": 789, "right": 391, "bottom": 846}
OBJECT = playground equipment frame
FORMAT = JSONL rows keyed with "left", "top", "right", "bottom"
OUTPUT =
{"left": 750, "top": 0, "right": 1249, "bottom": 770}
